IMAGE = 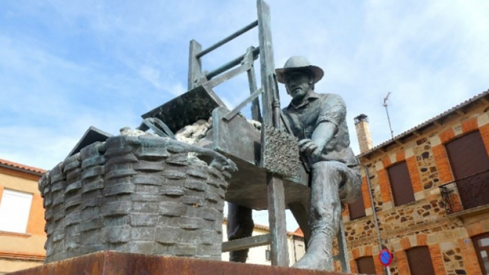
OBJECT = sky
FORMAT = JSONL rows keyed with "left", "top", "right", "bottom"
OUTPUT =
{"left": 1, "top": 0, "right": 489, "bottom": 231}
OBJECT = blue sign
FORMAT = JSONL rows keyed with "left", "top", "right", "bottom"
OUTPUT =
{"left": 379, "top": 249, "right": 393, "bottom": 266}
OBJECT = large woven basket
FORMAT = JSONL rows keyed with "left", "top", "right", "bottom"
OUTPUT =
{"left": 39, "top": 135, "right": 236, "bottom": 263}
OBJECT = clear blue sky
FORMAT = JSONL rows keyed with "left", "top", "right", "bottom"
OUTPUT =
{"left": 1, "top": 0, "right": 489, "bottom": 230}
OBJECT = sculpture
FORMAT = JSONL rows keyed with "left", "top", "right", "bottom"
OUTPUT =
{"left": 227, "top": 56, "right": 361, "bottom": 271}
{"left": 278, "top": 56, "right": 361, "bottom": 271}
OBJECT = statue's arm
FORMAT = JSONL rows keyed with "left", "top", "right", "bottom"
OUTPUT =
{"left": 311, "top": 121, "right": 336, "bottom": 152}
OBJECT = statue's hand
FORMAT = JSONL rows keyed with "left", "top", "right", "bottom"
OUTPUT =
{"left": 298, "top": 139, "right": 321, "bottom": 161}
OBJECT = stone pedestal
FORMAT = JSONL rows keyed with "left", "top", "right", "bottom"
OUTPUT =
{"left": 8, "top": 251, "right": 356, "bottom": 275}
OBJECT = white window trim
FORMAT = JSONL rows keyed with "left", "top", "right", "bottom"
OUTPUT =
{"left": 0, "top": 189, "right": 33, "bottom": 233}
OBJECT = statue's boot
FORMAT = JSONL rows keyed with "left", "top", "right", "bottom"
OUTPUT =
{"left": 293, "top": 221, "right": 336, "bottom": 271}
{"left": 293, "top": 161, "right": 342, "bottom": 271}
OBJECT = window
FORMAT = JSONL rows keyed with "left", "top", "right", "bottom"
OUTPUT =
{"left": 387, "top": 161, "right": 415, "bottom": 206}
{"left": 348, "top": 189, "right": 366, "bottom": 220}
{"left": 356, "top": 256, "right": 376, "bottom": 274}
{"left": 473, "top": 232, "right": 489, "bottom": 275}
{"left": 406, "top": 246, "right": 436, "bottom": 275}
{"left": 265, "top": 249, "right": 271, "bottom": 261}
{"left": 445, "top": 130, "right": 489, "bottom": 210}
{"left": 0, "top": 189, "right": 33, "bottom": 233}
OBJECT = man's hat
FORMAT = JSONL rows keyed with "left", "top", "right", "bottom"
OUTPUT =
{"left": 275, "top": 56, "right": 324, "bottom": 84}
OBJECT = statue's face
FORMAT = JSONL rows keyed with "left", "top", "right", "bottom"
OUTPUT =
{"left": 285, "top": 71, "right": 312, "bottom": 101}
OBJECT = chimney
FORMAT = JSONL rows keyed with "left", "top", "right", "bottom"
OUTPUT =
{"left": 354, "top": 114, "right": 373, "bottom": 153}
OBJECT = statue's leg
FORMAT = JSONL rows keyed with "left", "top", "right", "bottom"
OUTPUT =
{"left": 227, "top": 202, "right": 254, "bottom": 262}
{"left": 293, "top": 161, "right": 342, "bottom": 271}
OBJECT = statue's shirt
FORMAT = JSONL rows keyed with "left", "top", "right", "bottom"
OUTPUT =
{"left": 282, "top": 91, "right": 358, "bottom": 167}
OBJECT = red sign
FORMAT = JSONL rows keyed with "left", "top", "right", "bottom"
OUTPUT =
{"left": 379, "top": 249, "right": 393, "bottom": 266}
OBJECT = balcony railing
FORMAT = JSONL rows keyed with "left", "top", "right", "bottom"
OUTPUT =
{"left": 439, "top": 169, "right": 489, "bottom": 214}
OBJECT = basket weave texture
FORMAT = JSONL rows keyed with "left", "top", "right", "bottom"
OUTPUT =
{"left": 39, "top": 135, "right": 236, "bottom": 263}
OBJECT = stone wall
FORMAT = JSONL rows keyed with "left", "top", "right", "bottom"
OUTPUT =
{"left": 342, "top": 97, "right": 489, "bottom": 275}
{"left": 39, "top": 134, "right": 236, "bottom": 263}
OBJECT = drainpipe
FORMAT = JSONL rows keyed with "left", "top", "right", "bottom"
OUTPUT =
{"left": 360, "top": 162, "right": 391, "bottom": 275}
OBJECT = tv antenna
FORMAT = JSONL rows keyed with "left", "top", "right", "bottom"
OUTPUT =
{"left": 383, "top": 92, "right": 394, "bottom": 139}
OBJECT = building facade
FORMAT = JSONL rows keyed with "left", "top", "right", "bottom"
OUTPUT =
{"left": 342, "top": 90, "right": 489, "bottom": 275}
{"left": 0, "top": 159, "right": 46, "bottom": 274}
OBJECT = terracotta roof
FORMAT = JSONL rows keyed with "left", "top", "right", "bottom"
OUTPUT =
{"left": 253, "top": 222, "right": 305, "bottom": 238}
{"left": 293, "top": 227, "right": 304, "bottom": 238}
{"left": 360, "top": 89, "right": 489, "bottom": 158}
{"left": 0, "top": 158, "right": 46, "bottom": 175}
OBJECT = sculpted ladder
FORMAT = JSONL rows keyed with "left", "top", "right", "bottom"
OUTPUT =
{"left": 142, "top": 0, "right": 349, "bottom": 270}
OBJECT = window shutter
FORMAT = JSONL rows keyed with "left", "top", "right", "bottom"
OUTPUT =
{"left": 406, "top": 246, "right": 436, "bottom": 275}
{"left": 0, "top": 189, "right": 33, "bottom": 233}
{"left": 445, "top": 130, "right": 489, "bottom": 210}
{"left": 356, "top": 256, "right": 376, "bottom": 274}
{"left": 387, "top": 161, "right": 415, "bottom": 206}
{"left": 446, "top": 130, "right": 489, "bottom": 179}
{"left": 348, "top": 189, "right": 366, "bottom": 220}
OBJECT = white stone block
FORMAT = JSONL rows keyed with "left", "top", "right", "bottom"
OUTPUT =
{"left": 430, "top": 136, "right": 442, "bottom": 146}
{"left": 478, "top": 113, "right": 489, "bottom": 126}
{"left": 405, "top": 148, "right": 414, "bottom": 158}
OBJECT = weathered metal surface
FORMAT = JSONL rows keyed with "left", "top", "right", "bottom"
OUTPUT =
{"left": 67, "top": 126, "right": 111, "bottom": 157}
{"left": 223, "top": 88, "right": 263, "bottom": 122}
{"left": 138, "top": 117, "right": 176, "bottom": 139}
{"left": 222, "top": 234, "right": 271, "bottom": 252}
{"left": 196, "top": 20, "right": 258, "bottom": 59}
{"left": 204, "top": 48, "right": 259, "bottom": 81}
{"left": 188, "top": 40, "right": 205, "bottom": 89}
{"left": 142, "top": 85, "right": 226, "bottom": 134}
{"left": 267, "top": 174, "right": 289, "bottom": 267}
{"left": 9, "top": 251, "right": 357, "bottom": 275}
{"left": 261, "top": 125, "right": 301, "bottom": 178}
{"left": 39, "top": 135, "right": 236, "bottom": 263}
{"left": 207, "top": 107, "right": 309, "bottom": 210}
{"left": 245, "top": 46, "right": 262, "bottom": 122}
{"left": 256, "top": 0, "right": 291, "bottom": 267}
{"left": 203, "top": 58, "right": 253, "bottom": 89}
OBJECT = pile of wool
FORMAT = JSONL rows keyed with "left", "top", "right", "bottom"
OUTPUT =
{"left": 120, "top": 116, "right": 261, "bottom": 146}
{"left": 175, "top": 117, "right": 261, "bottom": 146}
{"left": 175, "top": 118, "right": 212, "bottom": 145}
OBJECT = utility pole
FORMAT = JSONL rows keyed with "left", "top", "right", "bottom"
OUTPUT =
{"left": 383, "top": 92, "right": 394, "bottom": 139}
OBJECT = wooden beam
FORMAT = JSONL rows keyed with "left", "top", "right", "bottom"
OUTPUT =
{"left": 222, "top": 234, "right": 271, "bottom": 252}
{"left": 456, "top": 109, "right": 466, "bottom": 116}
{"left": 204, "top": 61, "right": 251, "bottom": 89}
{"left": 188, "top": 40, "right": 203, "bottom": 90}
{"left": 267, "top": 174, "right": 289, "bottom": 267}
{"left": 258, "top": 0, "right": 276, "bottom": 125}
{"left": 223, "top": 88, "right": 263, "bottom": 122}
{"left": 258, "top": 0, "right": 289, "bottom": 268}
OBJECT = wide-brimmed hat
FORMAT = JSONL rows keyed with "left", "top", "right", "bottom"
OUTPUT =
{"left": 275, "top": 56, "right": 324, "bottom": 84}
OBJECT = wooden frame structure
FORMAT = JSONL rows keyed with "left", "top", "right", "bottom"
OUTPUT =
{"left": 143, "top": 0, "right": 350, "bottom": 270}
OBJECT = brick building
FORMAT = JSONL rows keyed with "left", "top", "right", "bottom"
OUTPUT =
{"left": 342, "top": 90, "right": 489, "bottom": 274}
{"left": 0, "top": 159, "right": 46, "bottom": 274}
